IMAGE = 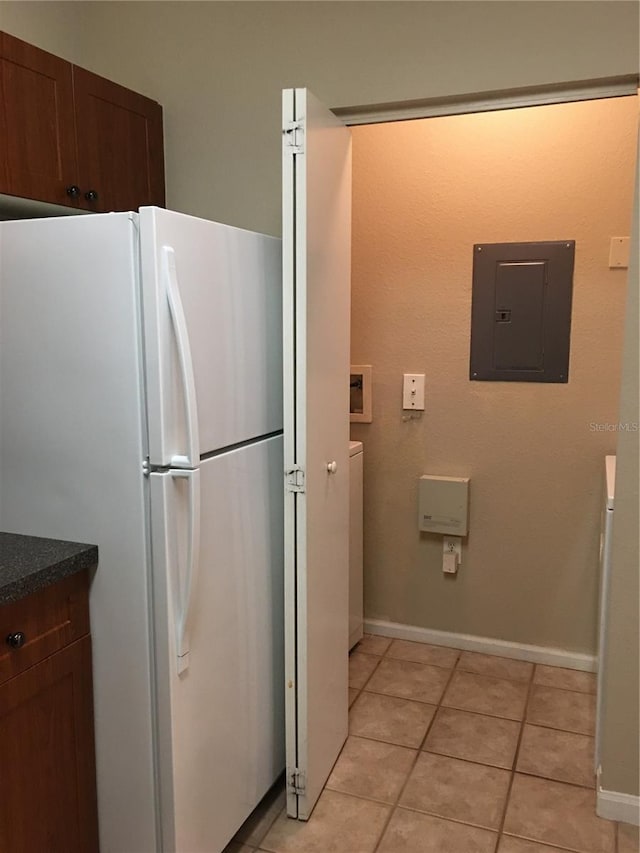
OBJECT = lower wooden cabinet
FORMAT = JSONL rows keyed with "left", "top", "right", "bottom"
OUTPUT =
{"left": 0, "top": 574, "right": 99, "bottom": 852}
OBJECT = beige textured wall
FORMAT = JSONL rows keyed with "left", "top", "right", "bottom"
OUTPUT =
{"left": 1, "top": 1, "right": 638, "bottom": 235}
{"left": 0, "top": 1, "right": 89, "bottom": 63}
{"left": 600, "top": 133, "right": 639, "bottom": 798}
{"left": 350, "top": 97, "right": 637, "bottom": 653}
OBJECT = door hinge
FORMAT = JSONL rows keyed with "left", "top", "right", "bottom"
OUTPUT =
{"left": 285, "top": 466, "right": 305, "bottom": 493}
{"left": 287, "top": 767, "right": 306, "bottom": 796}
{"left": 283, "top": 121, "right": 304, "bottom": 154}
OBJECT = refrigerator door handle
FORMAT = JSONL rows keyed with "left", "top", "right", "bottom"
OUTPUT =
{"left": 170, "top": 467, "right": 201, "bottom": 674}
{"left": 163, "top": 245, "right": 200, "bottom": 468}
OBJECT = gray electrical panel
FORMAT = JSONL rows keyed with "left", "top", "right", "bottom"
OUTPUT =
{"left": 469, "top": 241, "right": 575, "bottom": 383}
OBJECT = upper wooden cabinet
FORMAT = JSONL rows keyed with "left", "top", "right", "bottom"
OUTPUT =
{"left": 0, "top": 31, "right": 165, "bottom": 212}
{"left": 73, "top": 67, "right": 165, "bottom": 213}
{"left": 0, "top": 31, "right": 79, "bottom": 207}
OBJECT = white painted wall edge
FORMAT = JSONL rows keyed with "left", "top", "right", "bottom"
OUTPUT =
{"left": 596, "top": 781, "right": 640, "bottom": 826}
{"left": 335, "top": 76, "right": 639, "bottom": 126}
{"left": 364, "top": 618, "right": 596, "bottom": 672}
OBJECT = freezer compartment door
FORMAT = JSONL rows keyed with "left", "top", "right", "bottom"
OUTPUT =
{"left": 149, "top": 435, "right": 285, "bottom": 852}
{"left": 140, "top": 206, "right": 283, "bottom": 466}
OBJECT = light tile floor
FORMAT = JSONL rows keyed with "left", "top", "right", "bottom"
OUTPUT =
{"left": 226, "top": 635, "right": 639, "bottom": 853}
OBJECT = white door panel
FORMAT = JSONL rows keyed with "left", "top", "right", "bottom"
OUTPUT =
{"left": 283, "top": 88, "right": 351, "bottom": 819}
{"left": 150, "top": 436, "right": 285, "bottom": 852}
{"left": 140, "top": 207, "right": 283, "bottom": 464}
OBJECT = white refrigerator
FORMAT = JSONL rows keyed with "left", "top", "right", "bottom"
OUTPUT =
{"left": 0, "top": 207, "right": 285, "bottom": 852}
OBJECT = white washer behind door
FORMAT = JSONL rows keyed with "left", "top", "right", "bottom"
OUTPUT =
{"left": 349, "top": 440, "right": 364, "bottom": 650}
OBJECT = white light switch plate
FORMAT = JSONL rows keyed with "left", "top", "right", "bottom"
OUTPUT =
{"left": 609, "top": 237, "right": 630, "bottom": 269}
{"left": 403, "top": 374, "right": 425, "bottom": 410}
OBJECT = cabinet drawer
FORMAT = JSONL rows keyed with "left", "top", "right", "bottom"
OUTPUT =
{"left": 0, "top": 571, "right": 90, "bottom": 684}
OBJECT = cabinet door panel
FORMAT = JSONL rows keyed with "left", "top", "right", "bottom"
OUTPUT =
{"left": 73, "top": 66, "right": 165, "bottom": 212}
{"left": 0, "top": 636, "right": 99, "bottom": 853}
{"left": 0, "top": 32, "right": 79, "bottom": 206}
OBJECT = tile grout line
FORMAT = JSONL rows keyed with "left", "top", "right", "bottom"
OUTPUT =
{"left": 362, "top": 685, "right": 452, "bottom": 708}
{"left": 527, "top": 674, "right": 598, "bottom": 739}
{"left": 499, "top": 835, "right": 604, "bottom": 853}
{"left": 384, "top": 801, "right": 510, "bottom": 835}
{"left": 490, "top": 664, "right": 606, "bottom": 851}
{"left": 349, "top": 648, "right": 383, "bottom": 694}
{"left": 509, "top": 767, "right": 596, "bottom": 791}
{"left": 493, "top": 658, "right": 538, "bottom": 851}
{"left": 348, "top": 631, "right": 391, "bottom": 699}
{"left": 533, "top": 683, "right": 597, "bottom": 696}
{"left": 336, "top": 729, "right": 431, "bottom": 751}
{"left": 370, "top": 648, "right": 463, "bottom": 853}
{"left": 519, "top": 718, "right": 595, "bottom": 736}
{"left": 344, "top": 637, "right": 393, "bottom": 853}
{"left": 498, "top": 829, "right": 611, "bottom": 853}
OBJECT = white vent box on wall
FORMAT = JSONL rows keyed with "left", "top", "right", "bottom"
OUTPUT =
{"left": 418, "top": 475, "right": 470, "bottom": 536}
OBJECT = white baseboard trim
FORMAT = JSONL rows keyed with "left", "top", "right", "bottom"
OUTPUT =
{"left": 596, "top": 784, "right": 640, "bottom": 825}
{"left": 363, "top": 618, "right": 596, "bottom": 672}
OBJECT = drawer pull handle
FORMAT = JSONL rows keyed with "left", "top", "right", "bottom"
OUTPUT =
{"left": 6, "top": 632, "right": 26, "bottom": 649}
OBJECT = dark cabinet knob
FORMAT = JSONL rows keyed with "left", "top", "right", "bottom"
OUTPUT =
{"left": 6, "top": 631, "right": 26, "bottom": 649}
{"left": 66, "top": 185, "right": 81, "bottom": 198}
{"left": 84, "top": 190, "right": 99, "bottom": 202}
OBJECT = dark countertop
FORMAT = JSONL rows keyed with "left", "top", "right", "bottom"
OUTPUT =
{"left": 0, "top": 532, "right": 98, "bottom": 604}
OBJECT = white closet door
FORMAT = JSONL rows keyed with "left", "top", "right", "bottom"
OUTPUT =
{"left": 282, "top": 87, "right": 352, "bottom": 819}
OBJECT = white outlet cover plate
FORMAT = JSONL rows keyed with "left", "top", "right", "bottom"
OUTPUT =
{"left": 443, "top": 537, "right": 462, "bottom": 558}
{"left": 609, "top": 237, "right": 630, "bottom": 268}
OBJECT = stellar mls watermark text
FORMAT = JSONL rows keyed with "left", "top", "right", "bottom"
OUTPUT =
{"left": 590, "top": 422, "right": 639, "bottom": 432}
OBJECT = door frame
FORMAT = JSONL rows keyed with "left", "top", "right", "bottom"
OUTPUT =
{"left": 333, "top": 75, "right": 638, "bottom": 126}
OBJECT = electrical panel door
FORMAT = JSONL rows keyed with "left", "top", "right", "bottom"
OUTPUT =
{"left": 470, "top": 240, "right": 575, "bottom": 383}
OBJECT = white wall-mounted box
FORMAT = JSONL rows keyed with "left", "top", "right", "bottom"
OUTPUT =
{"left": 418, "top": 475, "right": 470, "bottom": 536}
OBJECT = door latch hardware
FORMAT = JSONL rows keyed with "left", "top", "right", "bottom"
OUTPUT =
{"left": 285, "top": 466, "right": 305, "bottom": 493}
{"left": 287, "top": 767, "right": 306, "bottom": 795}
{"left": 283, "top": 121, "right": 304, "bottom": 154}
